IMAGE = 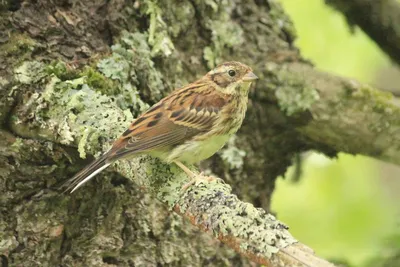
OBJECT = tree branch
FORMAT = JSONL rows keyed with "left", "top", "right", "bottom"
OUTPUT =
{"left": 114, "top": 156, "right": 335, "bottom": 267}
{"left": 325, "top": 0, "right": 400, "bottom": 65}
{"left": 262, "top": 62, "right": 400, "bottom": 165}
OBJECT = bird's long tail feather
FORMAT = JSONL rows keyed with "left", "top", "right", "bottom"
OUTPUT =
{"left": 63, "top": 154, "right": 111, "bottom": 193}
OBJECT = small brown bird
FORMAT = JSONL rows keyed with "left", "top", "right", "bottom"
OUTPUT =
{"left": 65, "top": 61, "right": 258, "bottom": 193}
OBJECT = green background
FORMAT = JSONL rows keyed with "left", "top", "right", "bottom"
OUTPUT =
{"left": 273, "top": 0, "right": 399, "bottom": 266}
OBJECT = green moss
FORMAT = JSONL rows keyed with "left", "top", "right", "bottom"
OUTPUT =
{"left": 0, "top": 33, "right": 36, "bottom": 57}
{"left": 342, "top": 81, "right": 399, "bottom": 136}
{"left": 46, "top": 61, "right": 80, "bottom": 81}
{"left": 43, "top": 31, "right": 164, "bottom": 116}
{"left": 10, "top": 137, "right": 24, "bottom": 151}
{"left": 349, "top": 82, "right": 395, "bottom": 114}
{"left": 46, "top": 61, "right": 118, "bottom": 97}
{"left": 80, "top": 66, "right": 116, "bottom": 96}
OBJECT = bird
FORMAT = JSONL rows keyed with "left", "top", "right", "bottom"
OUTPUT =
{"left": 64, "top": 61, "right": 258, "bottom": 193}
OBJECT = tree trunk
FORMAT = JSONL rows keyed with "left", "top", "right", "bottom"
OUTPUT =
{"left": 0, "top": 1, "right": 299, "bottom": 265}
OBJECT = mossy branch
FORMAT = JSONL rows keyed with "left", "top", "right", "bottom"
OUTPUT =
{"left": 263, "top": 62, "right": 400, "bottom": 165}
{"left": 112, "top": 156, "right": 336, "bottom": 267}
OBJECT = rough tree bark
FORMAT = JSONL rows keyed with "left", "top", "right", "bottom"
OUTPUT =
{"left": 0, "top": 0, "right": 399, "bottom": 266}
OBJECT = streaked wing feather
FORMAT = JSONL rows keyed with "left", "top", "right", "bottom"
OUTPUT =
{"left": 111, "top": 126, "right": 193, "bottom": 159}
{"left": 106, "top": 82, "right": 228, "bottom": 162}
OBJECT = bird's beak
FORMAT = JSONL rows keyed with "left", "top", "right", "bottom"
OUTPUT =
{"left": 242, "top": 71, "right": 258, "bottom": 82}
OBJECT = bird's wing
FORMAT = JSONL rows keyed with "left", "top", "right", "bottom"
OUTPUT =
{"left": 106, "top": 83, "right": 229, "bottom": 161}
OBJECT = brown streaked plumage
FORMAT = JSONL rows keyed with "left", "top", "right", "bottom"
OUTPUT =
{"left": 64, "top": 61, "right": 258, "bottom": 193}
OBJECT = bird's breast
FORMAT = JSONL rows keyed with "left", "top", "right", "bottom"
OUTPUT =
{"left": 166, "top": 134, "right": 231, "bottom": 164}
{"left": 215, "top": 95, "right": 248, "bottom": 135}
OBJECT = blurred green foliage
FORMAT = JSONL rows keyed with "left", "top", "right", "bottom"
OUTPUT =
{"left": 273, "top": 0, "right": 398, "bottom": 266}
{"left": 278, "top": 0, "right": 390, "bottom": 82}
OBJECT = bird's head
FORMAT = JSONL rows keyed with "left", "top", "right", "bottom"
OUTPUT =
{"left": 207, "top": 61, "right": 258, "bottom": 96}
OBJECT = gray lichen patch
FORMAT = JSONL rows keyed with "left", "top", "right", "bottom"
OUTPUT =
{"left": 98, "top": 31, "right": 165, "bottom": 108}
{"left": 141, "top": 1, "right": 175, "bottom": 57}
{"left": 11, "top": 60, "right": 133, "bottom": 158}
{"left": 154, "top": 1, "right": 195, "bottom": 39}
{"left": 275, "top": 84, "right": 320, "bottom": 116}
{"left": 115, "top": 155, "right": 194, "bottom": 209}
{"left": 202, "top": 1, "right": 244, "bottom": 68}
{"left": 0, "top": 234, "right": 19, "bottom": 255}
{"left": 177, "top": 181, "right": 297, "bottom": 257}
{"left": 47, "top": 79, "right": 133, "bottom": 157}
{"left": 270, "top": 65, "right": 320, "bottom": 116}
{"left": 14, "top": 61, "right": 47, "bottom": 85}
{"left": 219, "top": 136, "right": 246, "bottom": 170}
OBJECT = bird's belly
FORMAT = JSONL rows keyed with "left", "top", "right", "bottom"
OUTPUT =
{"left": 166, "top": 135, "right": 231, "bottom": 164}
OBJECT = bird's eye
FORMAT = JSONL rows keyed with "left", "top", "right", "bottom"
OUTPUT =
{"left": 228, "top": 70, "right": 236, "bottom": 77}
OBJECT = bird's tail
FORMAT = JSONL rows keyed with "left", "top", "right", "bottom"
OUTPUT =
{"left": 63, "top": 153, "right": 111, "bottom": 193}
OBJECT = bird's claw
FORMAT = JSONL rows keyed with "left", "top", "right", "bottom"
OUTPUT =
{"left": 181, "top": 172, "right": 218, "bottom": 191}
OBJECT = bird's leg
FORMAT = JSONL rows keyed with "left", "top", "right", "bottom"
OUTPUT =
{"left": 174, "top": 161, "right": 196, "bottom": 178}
{"left": 173, "top": 161, "right": 216, "bottom": 190}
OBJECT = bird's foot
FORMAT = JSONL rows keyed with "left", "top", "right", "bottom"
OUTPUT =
{"left": 181, "top": 172, "right": 218, "bottom": 191}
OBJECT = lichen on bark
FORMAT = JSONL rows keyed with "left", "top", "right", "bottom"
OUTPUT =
{"left": 2, "top": 1, "right": 301, "bottom": 265}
